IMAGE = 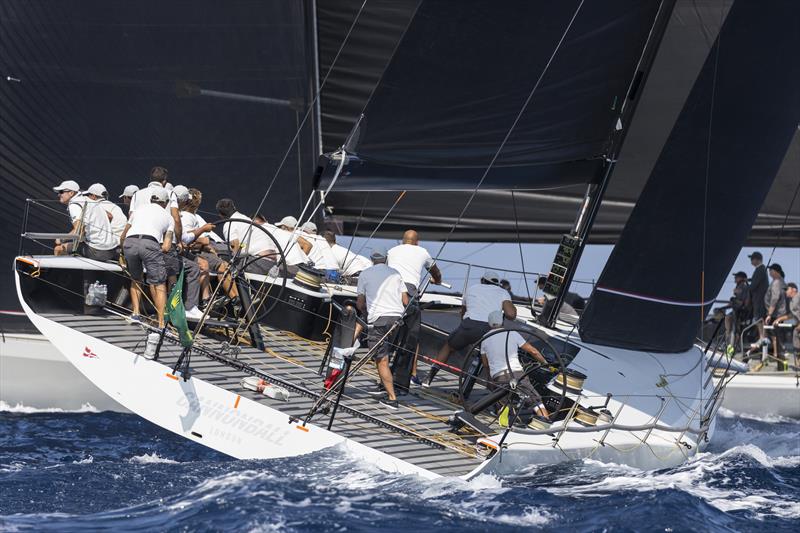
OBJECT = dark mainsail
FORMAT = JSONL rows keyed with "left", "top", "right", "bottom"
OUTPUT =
{"left": 317, "top": 0, "right": 667, "bottom": 193}
{"left": 316, "top": 0, "right": 800, "bottom": 246}
{"left": 579, "top": 0, "right": 800, "bottom": 353}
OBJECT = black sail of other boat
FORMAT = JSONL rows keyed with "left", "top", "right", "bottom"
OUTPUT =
{"left": 579, "top": 0, "right": 800, "bottom": 353}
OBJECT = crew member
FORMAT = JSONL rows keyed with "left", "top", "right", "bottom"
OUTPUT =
{"left": 481, "top": 310, "right": 550, "bottom": 420}
{"left": 356, "top": 247, "right": 408, "bottom": 409}
{"left": 252, "top": 215, "right": 310, "bottom": 277}
{"left": 724, "top": 271, "right": 751, "bottom": 349}
{"left": 426, "top": 270, "right": 515, "bottom": 387}
{"left": 87, "top": 183, "right": 127, "bottom": 245}
{"left": 119, "top": 185, "right": 139, "bottom": 208}
{"left": 749, "top": 251, "right": 768, "bottom": 336}
{"left": 216, "top": 200, "right": 284, "bottom": 276}
{"left": 387, "top": 230, "right": 442, "bottom": 388}
{"left": 775, "top": 282, "right": 800, "bottom": 360}
{"left": 129, "top": 166, "right": 181, "bottom": 242}
{"left": 52, "top": 180, "right": 117, "bottom": 260}
{"left": 301, "top": 221, "right": 339, "bottom": 273}
{"left": 324, "top": 232, "right": 371, "bottom": 278}
{"left": 120, "top": 188, "right": 174, "bottom": 327}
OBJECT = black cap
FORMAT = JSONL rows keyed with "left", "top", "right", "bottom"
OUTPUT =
{"left": 768, "top": 263, "right": 785, "bottom": 277}
{"left": 732, "top": 271, "right": 747, "bottom": 279}
{"left": 748, "top": 251, "right": 763, "bottom": 260}
{"left": 788, "top": 282, "right": 798, "bottom": 291}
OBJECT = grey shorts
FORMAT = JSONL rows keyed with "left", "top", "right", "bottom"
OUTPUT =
{"left": 198, "top": 251, "right": 225, "bottom": 272}
{"left": 123, "top": 237, "right": 166, "bottom": 285}
{"left": 368, "top": 316, "right": 399, "bottom": 361}
{"left": 245, "top": 256, "right": 276, "bottom": 276}
{"left": 447, "top": 318, "right": 491, "bottom": 351}
{"left": 494, "top": 370, "right": 543, "bottom": 405}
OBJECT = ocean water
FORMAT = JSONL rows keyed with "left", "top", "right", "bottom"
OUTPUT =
{"left": 0, "top": 402, "right": 797, "bottom": 532}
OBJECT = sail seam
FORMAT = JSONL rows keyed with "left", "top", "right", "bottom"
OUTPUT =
{"left": 595, "top": 286, "right": 716, "bottom": 307}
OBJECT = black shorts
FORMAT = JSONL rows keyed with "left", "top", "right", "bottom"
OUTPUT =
{"left": 447, "top": 318, "right": 491, "bottom": 351}
{"left": 368, "top": 316, "right": 399, "bottom": 361}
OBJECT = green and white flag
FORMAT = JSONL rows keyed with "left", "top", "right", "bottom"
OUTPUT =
{"left": 165, "top": 267, "right": 193, "bottom": 347}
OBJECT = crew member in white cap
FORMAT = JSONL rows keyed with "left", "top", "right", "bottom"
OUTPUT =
{"left": 52, "top": 180, "right": 117, "bottom": 260}
{"left": 356, "top": 246, "right": 409, "bottom": 410}
{"left": 252, "top": 214, "right": 310, "bottom": 276}
{"left": 87, "top": 183, "right": 127, "bottom": 245}
{"left": 481, "top": 310, "right": 550, "bottom": 420}
{"left": 128, "top": 166, "right": 181, "bottom": 242}
{"left": 425, "top": 269, "right": 516, "bottom": 387}
{"left": 120, "top": 187, "right": 174, "bottom": 327}
{"left": 119, "top": 185, "right": 139, "bottom": 208}
{"left": 300, "top": 221, "right": 339, "bottom": 272}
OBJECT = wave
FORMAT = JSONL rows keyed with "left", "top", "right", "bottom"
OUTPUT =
{"left": 718, "top": 407, "right": 800, "bottom": 425}
{"left": 127, "top": 453, "right": 178, "bottom": 465}
{"left": 0, "top": 401, "right": 99, "bottom": 414}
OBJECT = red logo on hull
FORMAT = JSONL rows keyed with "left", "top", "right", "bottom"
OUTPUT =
{"left": 82, "top": 346, "right": 98, "bottom": 359}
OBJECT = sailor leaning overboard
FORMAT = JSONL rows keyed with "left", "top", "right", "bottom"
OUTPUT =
{"left": 86, "top": 183, "right": 128, "bottom": 245}
{"left": 324, "top": 231, "right": 371, "bottom": 279}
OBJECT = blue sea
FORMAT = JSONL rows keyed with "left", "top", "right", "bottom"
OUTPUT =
{"left": 0, "top": 402, "right": 798, "bottom": 532}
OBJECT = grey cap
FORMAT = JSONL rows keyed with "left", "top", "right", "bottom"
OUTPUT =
{"left": 151, "top": 187, "right": 169, "bottom": 203}
{"left": 172, "top": 185, "right": 190, "bottom": 202}
{"left": 278, "top": 215, "right": 298, "bottom": 229}
{"left": 488, "top": 310, "right": 504, "bottom": 328}
{"left": 481, "top": 270, "right": 501, "bottom": 284}
{"left": 370, "top": 246, "right": 388, "bottom": 261}
{"left": 119, "top": 184, "right": 139, "bottom": 198}
{"left": 302, "top": 221, "right": 317, "bottom": 233}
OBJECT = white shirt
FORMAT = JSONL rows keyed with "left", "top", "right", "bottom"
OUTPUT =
{"left": 329, "top": 243, "right": 371, "bottom": 276}
{"left": 357, "top": 263, "right": 406, "bottom": 322}
{"left": 387, "top": 243, "right": 433, "bottom": 288}
{"left": 180, "top": 211, "right": 199, "bottom": 244}
{"left": 221, "top": 211, "right": 272, "bottom": 255}
{"left": 260, "top": 224, "right": 309, "bottom": 266}
{"left": 128, "top": 184, "right": 178, "bottom": 216}
{"left": 463, "top": 283, "right": 511, "bottom": 322}
{"left": 68, "top": 195, "right": 117, "bottom": 251}
{"left": 195, "top": 213, "right": 223, "bottom": 243}
{"left": 127, "top": 202, "right": 174, "bottom": 243}
{"left": 99, "top": 200, "right": 127, "bottom": 243}
{"left": 481, "top": 329, "right": 525, "bottom": 377}
{"left": 304, "top": 233, "right": 339, "bottom": 270}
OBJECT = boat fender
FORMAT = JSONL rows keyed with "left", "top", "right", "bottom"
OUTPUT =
{"left": 240, "top": 377, "right": 291, "bottom": 401}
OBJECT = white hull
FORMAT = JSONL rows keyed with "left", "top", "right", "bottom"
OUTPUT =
{"left": 14, "top": 259, "right": 720, "bottom": 476}
{"left": 0, "top": 331, "right": 127, "bottom": 412}
{"left": 720, "top": 372, "right": 800, "bottom": 419}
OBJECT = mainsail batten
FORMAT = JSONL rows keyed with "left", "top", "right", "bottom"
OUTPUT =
{"left": 579, "top": 0, "right": 800, "bottom": 353}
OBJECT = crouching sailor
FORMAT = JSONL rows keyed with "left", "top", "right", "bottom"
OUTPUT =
{"left": 481, "top": 311, "right": 550, "bottom": 420}
{"left": 120, "top": 188, "right": 174, "bottom": 327}
{"left": 356, "top": 247, "right": 409, "bottom": 410}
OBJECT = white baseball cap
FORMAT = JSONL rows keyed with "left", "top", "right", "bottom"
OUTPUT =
{"left": 481, "top": 270, "right": 501, "bottom": 284}
{"left": 488, "top": 310, "right": 504, "bottom": 328}
{"left": 86, "top": 183, "right": 107, "bottom": 197}
{"left": 278, "top": 216, "right": 298, "bottom": 229}
{"left": 302, "top": 221, "right": 317, "bottom": 233}
{"left": 119, "top": 185, "right": 139, "bottom": 198}
{"left": 172, "top": 185, "right": 190, "bottom": 201}
{"left": 53, "top": 180, "right": 80, "bottom": 193}
{"left": 151, "top": 188, "right": 170, "bottom": 203}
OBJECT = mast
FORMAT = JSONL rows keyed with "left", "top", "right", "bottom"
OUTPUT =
{"left": 542, "top": 0, "right": 676, "bottom": 327}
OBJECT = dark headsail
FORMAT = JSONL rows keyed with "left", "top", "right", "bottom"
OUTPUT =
{"left": 317, "top": 1, "right": 668, "bottom": 196}
{"left": 579, "top": 0, "right": 800, "bottom": 352}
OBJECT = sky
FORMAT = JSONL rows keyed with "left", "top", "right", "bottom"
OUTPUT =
{"left": 342, "top": 236, "right": 800, "bottom": 302}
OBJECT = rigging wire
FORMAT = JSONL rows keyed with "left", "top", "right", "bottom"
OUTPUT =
{"left": 511, "top": 190, "right": 532, "bottom": 301}
{"left": 428, "top": 0, "right": 586, "bottom": 265}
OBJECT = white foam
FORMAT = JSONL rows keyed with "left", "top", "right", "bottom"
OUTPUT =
{"left": 128, "top": 453, "right": 178, "bottom": 465}
{"left": 73, "top": 456, "right": 94, "bottom": 465}
{"left": 718, "top": 407, "right": 800, "bottom": 425}
{"left": 0, "top": 401, "right": 99, "bottom": 414}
